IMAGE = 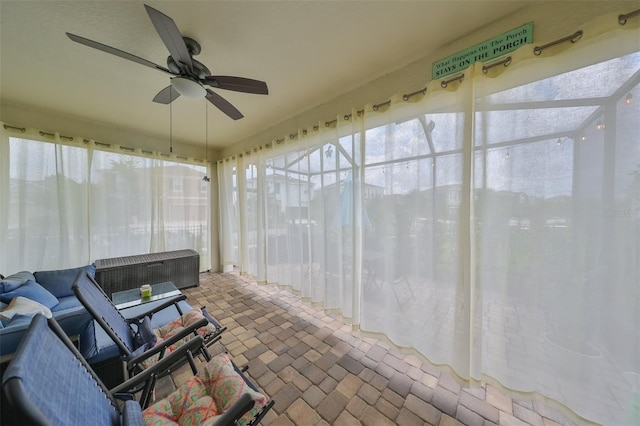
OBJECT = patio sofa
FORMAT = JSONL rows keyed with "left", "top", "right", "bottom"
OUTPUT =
{"left": 0, "top": 259, "right": 214, "bottom": 390}
{"left": 0, "top": 265, "right": 96, "bottom": 357}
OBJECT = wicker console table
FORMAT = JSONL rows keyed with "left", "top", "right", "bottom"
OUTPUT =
{"left": 94, "top": 249, "right": 199, "bottom": 296}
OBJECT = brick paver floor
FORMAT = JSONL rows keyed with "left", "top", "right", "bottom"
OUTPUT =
{"left": 154, "top": 271, "right": 580, "bottom": 425}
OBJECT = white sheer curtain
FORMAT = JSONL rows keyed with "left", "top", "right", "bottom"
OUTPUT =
{"left": 239, "top": 151, "right": 263, "bottom": 280}
{"left": 361, "top": 80, "right": 475, "bottom": 377}
{"left": 237, "top": 117, "right": 363, "bottom": 318}
{"left": 0, "top": 132, "right": 211, "bottom": 273}
{"left": 367, "top": 17, "right": 639, "bottom": 424}
{"left": 471, "top": 24, "right": 640, "bottom": 423}
{"left": 89, "top": 151, "right": 209, "bottom": 263}
{"left": 225, "top": 12, "right": 638, "bottom": 424}
{"left": 0, "top": 133, "right": 89, "bottom": 271}
{"left": 217, "top": 156, "right": 240, "bottom": 269}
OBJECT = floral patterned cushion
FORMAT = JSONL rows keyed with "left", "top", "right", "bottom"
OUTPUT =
{"left": 142, "top": 376, "right": 219, "bottom": 426}
{"left": 142, "top": 353, "right": 267, "bottom": 426}
{"left": 206, "top": 353, "right": 268, "bottom": 418}
{"left": 141, "top": 309, "right": 218, "bottom": 369}
{"left": 154, "top": 309, "right": 217, "bottom": 341}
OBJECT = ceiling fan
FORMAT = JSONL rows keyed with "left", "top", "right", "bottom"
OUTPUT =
{"left": 66, "top": 4, "right": 268, "bottom": 120}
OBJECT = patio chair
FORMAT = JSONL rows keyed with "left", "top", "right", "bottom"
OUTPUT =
{"left": 72, "top": 271, "right": 226, "bottom": 395}
{"left": 2, "top": 314, "right": 273, "bottom": 425}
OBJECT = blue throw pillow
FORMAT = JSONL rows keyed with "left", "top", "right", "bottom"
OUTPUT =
{"left": 0, "top": 271, "right": 36, "bottom": 293}
{"left": 34, "top": 264, "right": 96, "bottom": 299}
{"left": 0, "top": 280, "right": 59, "bottom": 309}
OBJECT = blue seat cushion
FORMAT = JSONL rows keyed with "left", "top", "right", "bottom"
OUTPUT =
{"left": 51, "top": 295, "right": 82, "bottom": 312}
{"left": 81, "top": 320, "right": 122, "bottom": 364}
{"left": 0, "top": 302, "right": 91, "bottom": 357}
{"left": 81, "top": 300, "right": 194, "bottom": 364}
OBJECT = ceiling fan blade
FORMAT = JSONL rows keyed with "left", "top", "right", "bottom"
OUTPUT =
{"left": 152, "top": 86, "right": 181, "bottom": 104}
{"left": 66, "top": 33, "right": 174, "bottom": 75}
{"left": 144, "top": 5, "right": 193, "bottom": 74}
{"left": 205, "top": 89, "right": 244, "bottom": 120}
{"left": 203, "top": 76, "right": 269, "bottom": 95}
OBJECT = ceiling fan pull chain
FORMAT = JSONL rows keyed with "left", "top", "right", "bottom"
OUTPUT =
{"left": 203, "top": 100, "right": 210, "bottom": 182}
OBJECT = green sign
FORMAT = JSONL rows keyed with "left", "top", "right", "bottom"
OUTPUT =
{"left": 432, "top": 22, "right": 533, "bottom": 80}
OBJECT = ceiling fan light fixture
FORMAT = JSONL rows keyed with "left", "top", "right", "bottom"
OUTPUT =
{"left": 171, "top": 76, "right": 206, "bottom": 98}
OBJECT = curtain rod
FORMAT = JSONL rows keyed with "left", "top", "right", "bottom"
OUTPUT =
{"left": 373, "top": 100, "right": 391, "bottom": 111}
{"left": 441, "top": 74, "right": 464, "bottom": 88}
{"left": 482, "top": 56, "right": 512, "bottom": 74}
{"left": 534, "top": 30, "right": 582, "bottom": 56}
{"left": 403, "top": 88, "right": 427, "bottom": 101}
{"left": 3, "top": 124, "right": 25, "bottom": 132}
{"left": 3, "top": 123, "right": 204, "bottom": 164}
{"left": 39, "top": 130, "right": 74, "bottom": 141}
{"left": 344, "top": 110, "right": 365, "bottom": 121}
{"left": 618, "top": 8, "right": 640, "bottom": 25}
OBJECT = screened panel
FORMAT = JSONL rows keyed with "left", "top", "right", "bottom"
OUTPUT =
{"left": 91, "top": 152, "right": 208, "bottom": 261}
{"left": 475, "top": 106, "right": 599, "bottom": 146}
{"left": 473, "top": 51, "right": 640, "bottom": 424}
{"left": 5, "top": 138, "right": 89, "bottom": 270}
{"left": 361, "top": 114, "right": 467, "bottom": 365}
{"left": 219, "top": 18, "right": 639, "bottom": 426}
{"left": 218, "top": 158, "right": 240, "bottom": 267}
{"left": 482, "top": 54, "right": 640, "bottom": 104}
{"left": 2, "top": 135, "right": 210, "bottom": 273}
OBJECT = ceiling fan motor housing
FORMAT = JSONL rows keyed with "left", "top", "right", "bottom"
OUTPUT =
{"left": 183, "top": 37, "right": 201, "bottom": 55}
{"left": 167, "top": 55, "right": 210, "bottom": 79}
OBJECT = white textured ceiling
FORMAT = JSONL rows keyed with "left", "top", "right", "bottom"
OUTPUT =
{"left": 1, "top": 1, "right": 530, "bottom": 150}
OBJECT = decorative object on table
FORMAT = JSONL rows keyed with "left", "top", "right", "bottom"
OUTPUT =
{"left": 140, "top": 285, "right": 152, "bottom": 298}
